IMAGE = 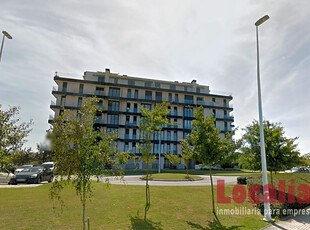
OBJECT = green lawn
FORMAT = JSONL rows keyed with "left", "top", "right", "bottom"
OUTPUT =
{"left": 141, "top": 173, "right": 202, "bottom": 180}
{"left": 0, "top": 182, "right": 269, "bottom": 230}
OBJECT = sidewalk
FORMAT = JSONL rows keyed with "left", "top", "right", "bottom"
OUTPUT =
{"left": 261, "top": 206, "right": 310, "bottom": 230}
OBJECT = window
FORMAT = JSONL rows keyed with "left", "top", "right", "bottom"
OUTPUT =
{"left": 98, "top": 76, "right": 104, "bottom": 83}
{"left": 124, "top": 142, "right": 129, "bottom": 151}
{"left": 170, "top": 85, "right": 176, "bottom": 90}
{"left": 213, "top": 109, "right": 216, "bottom": 117}
{"left": 132, "top": 142, "right": 136, "bottom": 153}
{"left": 79, "top": 84, "right": 84, "bottom": 94}
{"left": 128, "top": 80, "right": 135, "bottom": 86}
{"left": 167, "top": 144, "right": 171, "bottom": 153}
{"left": 173, "top": 107, "right": 178, "bottom": 116}
{"left": 133, "top": 116, "right": 137, "bottom": 124}
{"left": 196, "top": 88, "right": 200, "bottom": 93}
{"left": 95, "top": 87, "right": 104, "bottom": 96}
{"left": 126, "top": 103, "right": 131, "bottom": 112}
{"left": 133, "top": 129, "right": 137, "bottom": 139}
{"left": 145, "top": 91, "right": 152, "bottom": 100}
{"left": 114, "top": 78, "right": 118, "bottom": 84}
{"left": 60, "top": 96, "right": 66, "bottom": 106}
{"left": 224, "top": 99, "right": 227, "bottom": 107}
{"left": 168, "top": 93, "right": 172, "bottom": 102}
{"left": 167, "top": 131, "right": 171, "bottom": 140}
{"left": 96, "top": 100, "right": 103, "bottom": 108}
{"left": 184, "top": 95, "right": 194, "bottom": 104}
{"left": 142, "top": 103, "right": 151, "bottom": 110}
{"left": 127, "top": 89, "right": 132, "bottom": 98}
{"left": 107, "top": 114, "right": 119, "bottom": 124}
{"left": 212, "top": 98, "right": 216, "bottom": 103}
{"left": 107, "top": 127, "right": 118, "bottom": 133}
{"left": 108, "top": 101, "right": 119, "bottom": 111}
{"left": 173, "top": 131, "right": 177, "bottom": 141}
{"left": 173, "top": 144, "right": 177, "bottom": 154}
{"left": 184, "top": 86, "right": 188, "bottom": 91}
{"left": 145, "top": 82, "right": 152, "bottom": 87}
{"left": 184, "top": 120, "right": 192, "bottom": 129}
{"left": 197, "top": 97, "right": 204, "bottom": 105}
{"left": 125, "top": 129, "right": 129, "bottom": 139}
{"left": 78, "top": 97, "right": 83, "bottom": 107}
{"left": 134, "top": 103, "right": 138, "bottom": 113}
{"left": 174, "top": 118, "right": 178, "bottom": 128}
{"left": 175, "top": 94, "right": 179, "bottom": 102}
{"left": 155, "top": 92, "right": 162, "bottom": 101}
{"left": 184, "top": 107, "right": 193, "bottom": 117}
{"left": 155, "top": 82, "right": 160, "bottom": 88}
{"left": 134, "top": 90, "right": 138, "bottom": 99}
{"left": 62, "top": 82, "right": 67, "bottom": 92}
{"left": 183, "top": 132, "right": 191, "bottom": 139}
{"left": 108, "top": 87, "right": 120, "bottom": 97}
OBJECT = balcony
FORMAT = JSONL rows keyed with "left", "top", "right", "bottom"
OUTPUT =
{"left": 184, "top": 99, "right": 194, "bottom": 104}
{"left": 224, "top": 115, "right": 234, "bottom": 120}
{"left": 94, "top": 90, "right": 105, "bottom": 97}
{"left": 224, "top": 127, "right": 232, "bottom": 132}
{"left": 197, "top": 100, "right": 205, "bottom": 106}
{"left": 125, "top": 121, "right": 137, "bottom": 127}
{"left": 126, "top": 108, "right": 138, "bottom": 113}
{"left": 94, "top": 117, "right": 104, "bottom": 124}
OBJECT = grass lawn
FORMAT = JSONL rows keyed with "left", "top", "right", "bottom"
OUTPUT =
{"left": 0, "top": 182, "right": 269, "bottom": 230}
{"left": 141, "top": 173, "right": 202, "bottom": 180}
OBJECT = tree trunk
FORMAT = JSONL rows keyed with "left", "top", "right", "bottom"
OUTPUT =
{"left": 209, "top": 165, "right": 215, "bottom": 215}
{"left": 144, "top": 160, "right": 150, "bottom": 221}
{"left": 83, "top": 182, "right": 86, "bottom": 230}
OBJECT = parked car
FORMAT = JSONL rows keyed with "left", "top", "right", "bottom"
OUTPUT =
{"left": 0, "top": 169, "right": 16, "bottom": 184}
{"left": 15, "top": 166, "right": 53, "bottom": 184}
{"left": 15, "top": 164, "right": 34, "bottom": 173}
{"left": 41, "top": 162, "right": 55, "bottom": 171}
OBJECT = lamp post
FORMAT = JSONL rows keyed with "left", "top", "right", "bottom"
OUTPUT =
{"left": 0, "top": 31, "right": 13, "bottom": 63}
{"left": 255, "top": 15, "right": 272, "bottom": 222}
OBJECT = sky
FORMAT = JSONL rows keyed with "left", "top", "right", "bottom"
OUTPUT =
{"left": 0, "top": 0, "right": 309, "bottom": 154}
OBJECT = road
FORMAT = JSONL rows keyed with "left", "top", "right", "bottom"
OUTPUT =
{"left": 100, "top": 175, "right": 238, "bottom": 186}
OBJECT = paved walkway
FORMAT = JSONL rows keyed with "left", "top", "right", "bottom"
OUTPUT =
{"left": 261, "top": 206, "right": 310, "bottom": 230}
{"left": 100, "top": 175, "right": 238, "bottom": 186}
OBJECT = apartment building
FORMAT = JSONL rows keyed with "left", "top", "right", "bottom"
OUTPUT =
{"left": 49, "top": 69, "right": 234, "bottom": 169}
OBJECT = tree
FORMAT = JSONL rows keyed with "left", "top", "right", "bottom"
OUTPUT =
{"left": 180, "top": 138, "right": 193, "bottom": 176}
{"left": 239, "top": 120, "right": 301, "bottom": 184}
{"left": 0, "top": 104, "right": 33, "bottom": 170}
{"left": 36, "top": 142, "right": 54, "bottom": 164}
{"left": 165, "top": 153, "right": 181, "bottom": 168}
{"left": 49, "top": 97, "right": 129, "bottom": 230}
{"left": 138, "top": 101, "right": 170, "bottom": 220}
{"left": 184, "top": 106, "right": 232, "bottom": 215}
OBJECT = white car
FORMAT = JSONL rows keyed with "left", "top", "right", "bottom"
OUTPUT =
{"left": 41, "top": 162, "right": 55, "bottom": 171}
{"left": 0, "top": 169, "right": 16, "bottom": 184}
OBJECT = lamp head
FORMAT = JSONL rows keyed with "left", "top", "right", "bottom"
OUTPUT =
{"left": 2, "top": 31, "right": 13, "bottom": 39}
{"left": 255, "top": 15, "right": 270, "bottom": 26}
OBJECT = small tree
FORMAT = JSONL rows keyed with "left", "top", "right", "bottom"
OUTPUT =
{"left": 138, "top": 101, "right": 170, "bottom": 220}
{"left": 50, "top": 98, "right": 129, "bottom": 230}
{"left": 165, "top": 153, "right": 181, "bottom": 169}
{"left": 239, "top": 120, "right": 301, "bottom": 184}
{"left": 0, "top": 104, "right": 33, "bottom": 170}
{"left": 180, "top": 138, "right": 193, "bottom": 176}
{"left": 185, "top": 106, "right": 232, "bottom": 214}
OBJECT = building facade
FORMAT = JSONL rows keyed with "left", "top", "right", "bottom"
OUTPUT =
{"left": 49, "top": 69, "right": 234, "bottom": 169}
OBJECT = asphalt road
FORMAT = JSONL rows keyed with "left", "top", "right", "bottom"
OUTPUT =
{"left": 0, "top": 175, "right": 238, "bottom": 188}
{"left": 100, "top": 175, "right": 238, "bottom": 186}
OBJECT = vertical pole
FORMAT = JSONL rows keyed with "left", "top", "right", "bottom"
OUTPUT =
{"left": 0, "top": 34, "right": 5, "bottom": 63}
{"left": 256, "top": 25, "right": 272, "bottom": 222}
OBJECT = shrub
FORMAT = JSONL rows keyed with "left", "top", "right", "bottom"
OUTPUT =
{"left": 237, "top": 176, "right": 247, "bottom": 185}
{"left": 247, "top": 176, "right": 310, "bottom": 218}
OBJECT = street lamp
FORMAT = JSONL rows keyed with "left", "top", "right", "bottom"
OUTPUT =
{"left": 0, "top": 30, "right": 13, "bottom": 63}
{"left": 255, "top": 15, "right": 272, "bottom": 222}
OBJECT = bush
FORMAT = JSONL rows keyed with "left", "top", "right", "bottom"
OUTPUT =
{"left": 237, "top": 176, "right": 247, "bottom": 185}
{"left": 247, "top": 176, "right": 310, "bottom": 218}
